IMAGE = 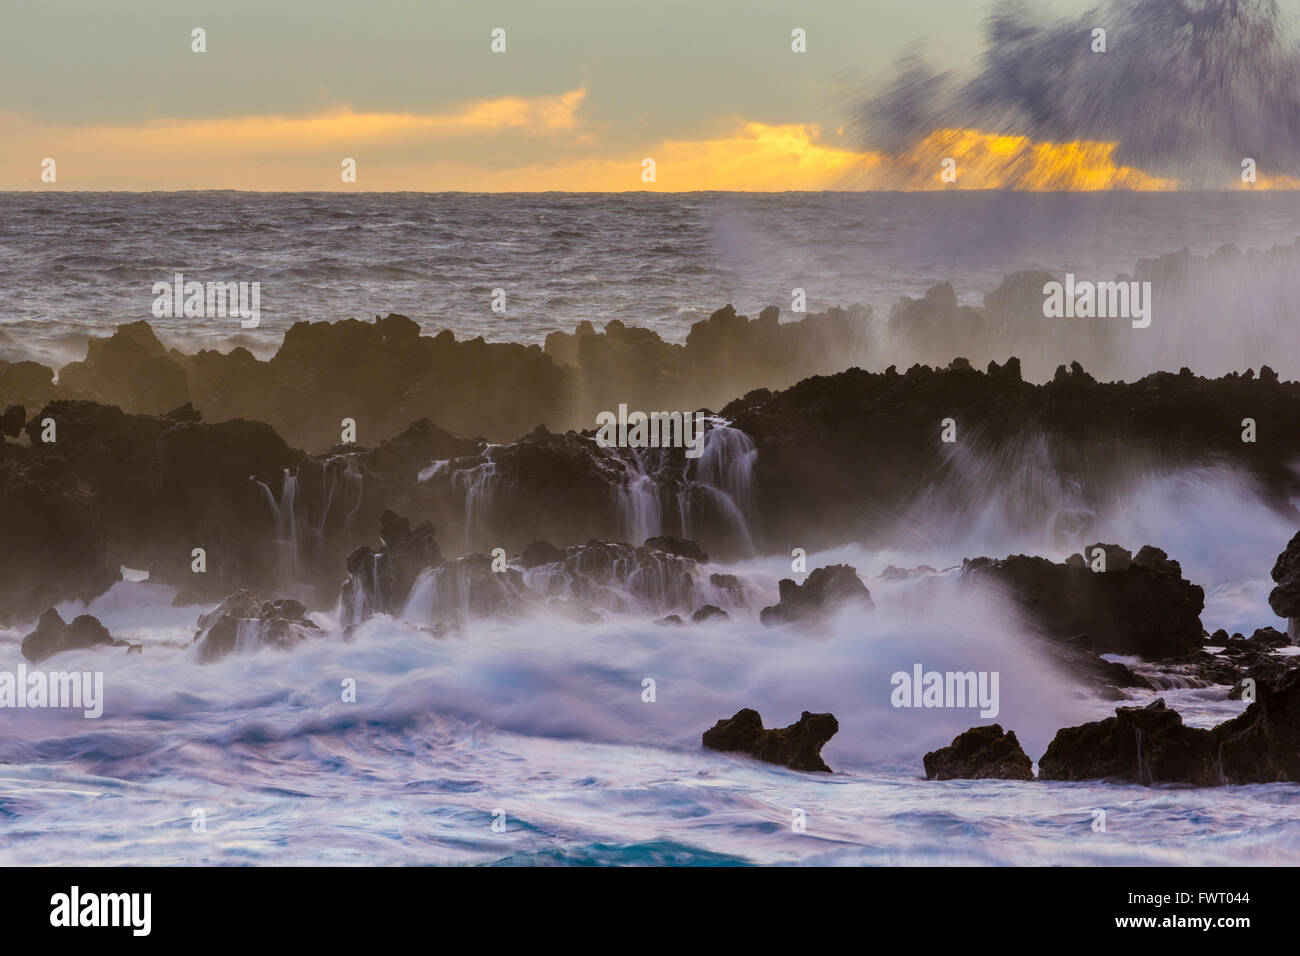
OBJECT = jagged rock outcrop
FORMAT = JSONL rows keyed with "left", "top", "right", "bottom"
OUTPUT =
{"left": 923, "top": 724, "right": 1034, "bottom": 781}
{"left": 691, "top": 604, "right": 729, "bottom": 623}
{"left": 1040, "top": 670, "right": 1300, "bottom": 784}
{"left": 0, "top": 400, "right": 301, "bottom": 623}
{"left": 1039, "top": 699, "right": 1223, "bottom": 784}
{"left": 723, "top": 361, "right": 1300, "bottom": 556}
{"left": 544, "top": 304, "right": 873, "bottom": 435}
{"left": 1269, "top": 530, "right": 1300, "bottom": 642}
{"left": 644, "top": 536, "right": 708, "bottom": 563}
{"left": 759, "top": 564, "right": 873, "bottom": 626}
{"left": 2, "top": 306, "right": 873, "bottom": 451}
{"left": 21, "top": 609, "right": 130, "bottom": 662}
{"left": 521, "top": 539, "right": 715, "bottom": 617}
{"left": 1215, "top": 668, "right": 1300, "bottom": 783}
{"left": 396, "top": 555, "right": 534, "bottom": 629}
{"left": 518, "top": 540, "right": 565, "bottom": 568}
{"left": 0, "top": 360, "right": 55, "bottom": 411}
{"left": 416, "top": 420, "right": 761, "bottom": 559}
{"left": 701, "top": 708, "right": 839, "bottom": 772}
{"left": 340, "top": 511, "right": 443, "bottom": 627}
{"left": 193, "top": 593, "right": 322, "bottom": 663}
{"left": 961, "top": 543, "right": 1204, "bottom": 659}
{"left": 418, "top": 426, "right": 641, "bottom": 556}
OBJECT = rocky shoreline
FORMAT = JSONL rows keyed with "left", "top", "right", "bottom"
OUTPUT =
{"left": 4, "top": 311, "right": 1300, "bottom": 786}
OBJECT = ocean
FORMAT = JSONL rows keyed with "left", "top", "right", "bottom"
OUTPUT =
{"left": 3, "top": 191, "right": 1300, "bottom": 865}
{"left": 4, "top": 190, "right": 1300, "bottom": 368}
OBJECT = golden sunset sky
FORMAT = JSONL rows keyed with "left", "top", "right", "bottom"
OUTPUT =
{"left": 0, "top": 0, "right": 1248, "bottom": 191}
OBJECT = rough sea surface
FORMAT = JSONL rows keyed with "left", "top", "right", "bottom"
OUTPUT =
{"left": 4, "top": 191, "right": 1300, "bottom": 367}
{"left": 3, "top": 192, "right": 1300, "bottom": 865}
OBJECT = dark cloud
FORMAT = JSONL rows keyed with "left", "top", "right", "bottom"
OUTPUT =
{"left": 855, "top": 0, "right": 1300, "bottom": 184}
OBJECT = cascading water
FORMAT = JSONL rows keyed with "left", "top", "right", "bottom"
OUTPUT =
{"left": 233, "top": 618, "right": 262, "bottom": 656}
{"left": 680, "top": 423, "right": 758, "bottom": 555}
{"left": 452, "top": 454, "right": 499, "bottom": 551}
{"left": 614, "top": 450, "right": 663, "bottom": 546}
{"left": 254, "top": 468, "right": 302, "bottom": 581}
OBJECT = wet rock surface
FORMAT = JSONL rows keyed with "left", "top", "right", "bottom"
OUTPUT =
{"left": 21, "top": 609, "right": 130, "bottom": 662}
{"left": 691, "top": 604, "right": 729, "bottom": 623}
{"left": 1039, "top": 699, "right": 1223, "bottom": 785}
{"left": 702, "top": 708, "right": 839, "bottom": 773}
{"left": 193, "top": 593, "right": 322, "bottom": 664}
{"left": 1269, "top": 530, "right": 1300, "bottom": 641}
{"left": 722, "top": 361, "right": 1300, "bottom": 556}
{"left": 961, "top": 543, "right": 1205, "bottom": 660}
{"left": 759, "top": 564, "right": 873, "bottom": 626}
{"left": 923, "top": 724, "right": 1035, "bottom": 781}
{"left": 0, "top": 400, "right": 300, "bottom": 623}
{"left": 1, "top": 307, "right": 872, "bottom": 451}
{"left": 1039, "top": 669, "right": 1300, "bottom": 785}
{"left": 340, "top": 511, "right": 443, "bottom": 628}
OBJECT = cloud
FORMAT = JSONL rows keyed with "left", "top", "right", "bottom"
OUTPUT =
{"left": 0, "top": 83, "right": 1196, "bottom": 191}
{"left": 0, "top": 88, "right": 591, "bottom": 189}
{"left": 846, "top": 127, "right": 1174, "bottom": 191}
{"left": 853, "top": 0, "right": 1300, "bottom": 188}
{"left": 0, "top": 91, "right": 872, "bottom": 191}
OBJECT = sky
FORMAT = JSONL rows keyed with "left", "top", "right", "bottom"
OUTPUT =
{"left": 0, "top": 0, "right": 1246, "bottom": 191}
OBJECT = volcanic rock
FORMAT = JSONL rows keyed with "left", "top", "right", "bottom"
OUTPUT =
{"left": 759, "top": 564, "right": 873, "bottom": 626}
{"left": 194, "top": 594, "right": 322, "bottom": 664}
{"left": 340, "top": 511, "right": 443, "bottom": 627}
{"left": 923, "top": 724, "right": 1034, "bottom": 781}
{"left": 644, "top": 536, "right": 709, "bottom": 563}
{"left": 962, "top": 544, "right": 1204, "bottom": 659}
{"left": 1269, "top": 530, "right": 1300, "bottom": 641}
{"left": 21, "top": 609, "right": 129, "bottom": 662}
{"left": 691, "top": 604, "right": 729, "bottom": 623}
{"left": 1040, "top": 671, "right": 1300, "bottom": 785}
{"left": 702, "top": 708, "right": 839, "bottom": 773}
{"left": 0, "top": 399, "right": 300, "bottom": 623}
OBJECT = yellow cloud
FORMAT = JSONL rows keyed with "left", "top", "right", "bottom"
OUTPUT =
{"left": 0, "top": 89, "right": 590, "bottom": 189}
{"left": 499, "top": 121, "right": 868, "bottom": 191}
{"left": 0, "top": 95, "right": 1242, "bottom": 192}
{"left": 849, "top": 128, "right": 1174, "bottom": 191}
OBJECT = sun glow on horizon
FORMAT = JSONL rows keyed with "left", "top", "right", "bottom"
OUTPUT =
{"left": 0, "top": 95, "right": 1256, "bottom": 192}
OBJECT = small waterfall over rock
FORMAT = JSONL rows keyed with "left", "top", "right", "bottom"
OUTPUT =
{"left": 255, "top": 468, "right": 302, "bottom": 581}
{"left": 451, "top": 453, "right": 499, "bottom": 550}
{"left": 519, "top": 539, "right": 760, "bottom": 618}
{"left": 192, "top": 592, "right": 322, "bottom": 663}
{"left": 615, "top": 450, "right": 664, "bottom": 547}
{"left": 256, "top": 454, "right": 366, "bottom": 594}
{"left": 339, "top": 511, "right": 444, "bottom": 630}
{"left": 399, "top": 557, "right": 532, "bottom": 629}
{"left": 679, "top": 423, "right": 758, "bottom": 555}
{"left": 416, "top": 423, "right": 761, "bottom": 560}
{"left": 693, "top": 424, "right": 757, "bottom": 516}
